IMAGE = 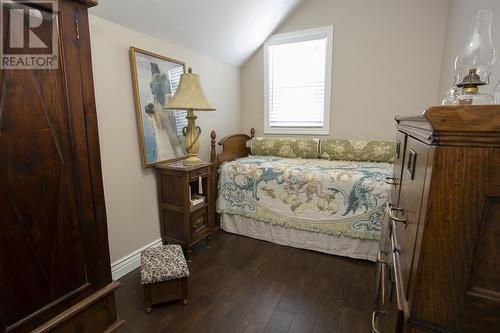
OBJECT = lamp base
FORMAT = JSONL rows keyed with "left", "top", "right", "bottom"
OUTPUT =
{"left": 183, "top": 154, "right": 202, "bottom": 166}
{"left": 182, "top": 109, "right": 202, "bottom": 166}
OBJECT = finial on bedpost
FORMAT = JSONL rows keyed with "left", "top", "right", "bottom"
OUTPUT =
{"left": 210, "top": 130, "right": 217, "bottom": 163}
{"left": 250, "top": 128, "right": 255, "bottom": 138}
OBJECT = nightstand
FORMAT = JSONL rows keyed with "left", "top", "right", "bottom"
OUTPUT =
{"left": 155, "top": 160, "right": 215, "bottom": 260}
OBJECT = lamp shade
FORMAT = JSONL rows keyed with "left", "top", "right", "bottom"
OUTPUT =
{"left": 164, "top": 68, "right": 215, "bottom": 111}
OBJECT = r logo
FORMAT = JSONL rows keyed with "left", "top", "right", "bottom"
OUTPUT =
{"left": 9, "top": 8, "right": 48, "bottom": 48}
{"left": 1, "top": 0, "right": 58, "bottom": 69}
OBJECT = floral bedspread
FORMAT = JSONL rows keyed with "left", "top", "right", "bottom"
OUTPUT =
{"left": 217, "top": 156, "right": 393, "bottom": 240}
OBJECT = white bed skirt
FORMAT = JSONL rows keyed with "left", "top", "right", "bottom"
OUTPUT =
{"left": 220, "top": 213, "right": 379, "bottom": 262}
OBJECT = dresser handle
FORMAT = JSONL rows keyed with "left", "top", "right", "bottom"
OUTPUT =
{"left": 389, "top": 207, "right": 407, "bottom": 225}
{"left": 390, "top": 220, "right": 400, "bottom": 254}
{"left": 384, "top": 177, "right": 398, "bottom": 185}
{"left": 377, "top": 250, "right": 389, "bottom": 264}
{"left": 372, "top": 310, "right": 386, "bottom": 333}
{"left": 377, "top": 251, "right": 389, "bottom": 307}
{"left": 388, "top": 202, "right": 404, "bottom": 211}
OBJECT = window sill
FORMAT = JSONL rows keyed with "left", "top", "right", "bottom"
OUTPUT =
{"left": 263, "top": 127, "right": 330, "bottom": 136}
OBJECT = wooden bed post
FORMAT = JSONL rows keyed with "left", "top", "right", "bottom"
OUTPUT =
{"left": 210, "top": 130, "right": 217, "bottom": 164}
{"left": 209, "top": 130, "right": 218, "bottom": 229}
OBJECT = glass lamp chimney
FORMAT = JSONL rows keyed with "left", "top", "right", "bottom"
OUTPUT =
{"left": 455, "top": 10, "right": 496, "bottom": 87}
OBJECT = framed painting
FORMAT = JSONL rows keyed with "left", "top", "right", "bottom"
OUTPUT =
{"left": 130, "top": 47, "right": 188, "bottom": 167}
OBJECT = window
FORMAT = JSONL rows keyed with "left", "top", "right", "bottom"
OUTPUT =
{"left": 167, "top": 66, "right": 188, "bottom": 135}
{"left": 264, "top": 26, "right": 333, "bottom": 135}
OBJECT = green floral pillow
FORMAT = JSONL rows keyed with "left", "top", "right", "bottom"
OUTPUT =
{"left": 319, "top": 139, "right": 395, "bottom": 162}
{"left": 250, "top": 137, "right": 319, "bottom": 159}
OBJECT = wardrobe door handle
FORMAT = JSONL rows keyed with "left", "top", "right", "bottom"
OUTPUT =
{"left": 371, "top": 310, "right": 386, "bottom": 333}
{"left": 406, "top": 149, "right": 417, "bottom": 180}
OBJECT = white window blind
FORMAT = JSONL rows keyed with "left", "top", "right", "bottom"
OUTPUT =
{"left": 264, "top": 26, "right": 332, "bottom": 135}
{"left": 167, "top": 66, "right": 187, "bottom": 135}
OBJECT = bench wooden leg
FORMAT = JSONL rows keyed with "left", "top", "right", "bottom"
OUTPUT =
{"left": 143, "top": 284, "right": 152, "bottom": 313}
{"left": 181, "top": 277, "right": 188, "bottom": 305}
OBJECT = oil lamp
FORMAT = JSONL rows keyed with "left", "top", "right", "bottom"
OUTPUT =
{"left": 443, "top": 10, "right": 496, "bottom": 105}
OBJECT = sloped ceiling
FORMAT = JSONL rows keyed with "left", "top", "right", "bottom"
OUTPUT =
{"left": 90, "top": 0, "right": 303, "bottom": 65}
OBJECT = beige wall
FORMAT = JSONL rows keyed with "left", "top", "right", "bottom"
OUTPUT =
{"left": 241, "top": 0, "right": 450, "bottom": 141}
{"left": 89, "top": 15, "right": 241, "bottom": 262}
{"left": 438, "top": 0, "right": 500, "bottom": 101}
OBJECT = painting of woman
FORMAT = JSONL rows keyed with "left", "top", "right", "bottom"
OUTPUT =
{"left": 130, "top": 47, "right": 187, "bottom": 167}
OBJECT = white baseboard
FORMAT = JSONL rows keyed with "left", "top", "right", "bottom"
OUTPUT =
{"left": 111, "top": 238, "right": 162, "bottom": 281}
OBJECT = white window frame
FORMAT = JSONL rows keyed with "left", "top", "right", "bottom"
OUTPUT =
{"left": 263, "top": 25, "right": 333, "bottom": 135}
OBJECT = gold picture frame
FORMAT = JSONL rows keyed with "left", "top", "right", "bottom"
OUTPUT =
{"left": 129, "top": 47, "right": 187, "bottom": 167}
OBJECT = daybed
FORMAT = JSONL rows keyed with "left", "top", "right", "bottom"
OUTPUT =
{"left": 209, "top": 130, "right": 395, "bottom": 261}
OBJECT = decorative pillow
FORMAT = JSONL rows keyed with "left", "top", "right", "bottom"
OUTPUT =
{"left": 250, "top": 137, "right": 319, "bottom": 159}
{"left": 319, "top": 139, "right": 395, "bottom": 162}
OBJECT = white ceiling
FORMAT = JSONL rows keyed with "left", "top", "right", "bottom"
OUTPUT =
{"left": 90, "top": 0, "right": 303, "bottom": 65}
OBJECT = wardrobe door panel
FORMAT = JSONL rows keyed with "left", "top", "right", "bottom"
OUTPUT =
{"left": 0, "top": 2, "right": 102, "bottom": 331}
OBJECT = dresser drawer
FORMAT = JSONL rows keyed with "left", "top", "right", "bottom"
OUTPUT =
{"left": 373, "top": 235, "right": 405, "bottom": 333}
{"left": 392, "top": 240, "right": 408, "bottom": 319}
{"left": 376, "top": 210, "right": 391, "bottom": 314}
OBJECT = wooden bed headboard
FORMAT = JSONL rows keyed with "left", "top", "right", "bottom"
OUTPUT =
{"left": 210, "top": 128, "right": 255, "bottom": 167}
{"left": 209, "top": 128, "right": 255, "bottom": 226}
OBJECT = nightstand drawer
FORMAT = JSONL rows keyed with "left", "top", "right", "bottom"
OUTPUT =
{"left": 189, "top": 168, "right": 208, "bottom": 181}
{"left": 191, "top": 208, "right": 209, "bottom": 242}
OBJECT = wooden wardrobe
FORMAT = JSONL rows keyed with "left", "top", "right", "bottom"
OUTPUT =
{"left": 0, "top": 1, "right": 121, "bottom": 332}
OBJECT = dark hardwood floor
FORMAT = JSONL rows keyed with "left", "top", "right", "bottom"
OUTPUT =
{"left": 116, "top": 231, "right": 376, "bottom": 333}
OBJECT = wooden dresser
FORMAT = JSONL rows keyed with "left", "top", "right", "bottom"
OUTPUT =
{"left": 0, "top": 1, "right": 121, "bottom": 332}
{"left": 374, "top": 106, "right": 500, "bottom": 333}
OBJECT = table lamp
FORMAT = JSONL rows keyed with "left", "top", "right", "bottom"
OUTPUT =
{"left": 164, "top": 67, "right": 215, "bottom": 166}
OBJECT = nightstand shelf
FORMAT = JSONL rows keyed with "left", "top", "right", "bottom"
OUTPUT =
{"left": 155, "top": 160, "right": 215, "bottom": 260}
{"left": 190, "top": 202, "right": 208, "bottom": 213}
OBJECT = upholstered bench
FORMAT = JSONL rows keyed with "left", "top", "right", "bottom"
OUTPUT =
{"left": 140, "top": 244, "right": 189, "bottom": 313}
